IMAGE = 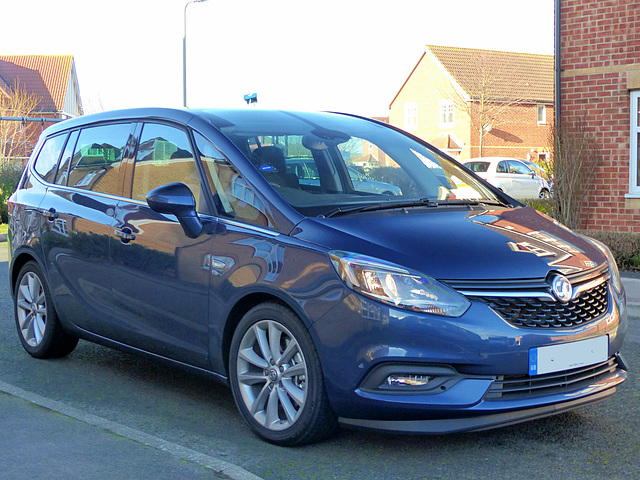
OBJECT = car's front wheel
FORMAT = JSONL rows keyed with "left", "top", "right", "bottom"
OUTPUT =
{"left": 539, "top": 189, "right": 551, "bottom": 199}
{"left": 229, "top": 302, "right": 337, "bottom": 446}
{"left": 14, "top": 261, "right": 78, "bottom": 358}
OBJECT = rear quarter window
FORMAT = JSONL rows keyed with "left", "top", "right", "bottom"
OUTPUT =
{"left": 464, "top": 162, "right": 489, "bottom": 173}
{"left": 33, "top": 134, "right": 68, "bottom": 183}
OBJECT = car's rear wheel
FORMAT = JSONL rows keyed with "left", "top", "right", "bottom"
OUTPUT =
{"left": 14, "top": 261, "right": 78, "bottom": 358}
{"left": 229, "top": 302, "right": 337, "bottom": 446}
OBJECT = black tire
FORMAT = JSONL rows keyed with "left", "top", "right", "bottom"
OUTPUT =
{"left": 539, "top": 189, "right": 551, "bottom": 199}
{"left": 229, "top": 302, "right": 338, "bottom": 446}
{"left": 14, "top": 261, "right": 78, "bottom": 359}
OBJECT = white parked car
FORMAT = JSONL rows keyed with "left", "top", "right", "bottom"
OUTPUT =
{"left": 462, "top": 157, "right": 551, "bottom": 199}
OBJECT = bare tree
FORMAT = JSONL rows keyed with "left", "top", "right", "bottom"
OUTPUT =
{"left": 549, "top": 118, "right": 599, "bottom": 230}
{"left": 0, "top": 79, "right": 39, "bottom": 161}
{"left": 439, "top": 51, "right": 526, "bottom": 157}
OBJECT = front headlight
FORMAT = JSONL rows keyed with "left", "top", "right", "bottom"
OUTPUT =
{"left": 329, "top": 251, "right": 470, "bottom": 317}
{"left": 583, "top": 236, "right": 624, "bottom": 295}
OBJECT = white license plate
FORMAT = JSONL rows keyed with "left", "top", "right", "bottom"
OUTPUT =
{"left": 528, "top": 336, "right": 609, "bottom": 376}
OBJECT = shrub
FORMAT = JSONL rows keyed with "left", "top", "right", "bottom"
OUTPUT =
{"left": 550, "top": 118, "right": 599, "bottom": 230}
{"left": 0, "top": 161, "right": 23, "bottom": 223}
{"left": 576, "top": 230, "right": 640, "bottom": 272}
{"left": 521, "top": 197, "right": 554, "bottom": 216}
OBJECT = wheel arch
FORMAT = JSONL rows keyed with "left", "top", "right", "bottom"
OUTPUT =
{"left": 9, "top": 250, "right": 43, "bottom": 295}
{"left": 220, "top": 291, "right": 311, "bottom": 378}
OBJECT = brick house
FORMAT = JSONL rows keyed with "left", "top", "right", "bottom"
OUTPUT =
{"left": 558, "top": 0, "right": 640, "bottom": 233}
{"left": 0, "top": 55, "right": 83, "bottom": 161}
{"left": 389, "top": 45, "right": 554, "bottom": 164}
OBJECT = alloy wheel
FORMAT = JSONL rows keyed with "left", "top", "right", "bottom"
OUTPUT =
{"left": 235, "top": 319, "right": 308, "bottom": 431}
{"left": 16, "top": 271, "right": 47, "bottom": 347}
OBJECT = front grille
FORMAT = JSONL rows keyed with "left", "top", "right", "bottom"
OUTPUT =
{"left": 486, "top": 356, "right": 620, "bottom": 400}
{"left": 474, "top": 280, "right": 609, "bottom": 328}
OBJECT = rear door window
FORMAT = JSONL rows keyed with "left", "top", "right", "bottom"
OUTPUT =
{"left": 66, "top": 123, "right": 132, "bottom": 195}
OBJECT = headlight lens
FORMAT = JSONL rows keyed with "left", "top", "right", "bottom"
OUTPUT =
{"left": 583, "top": 236, "right": 624, "bottom": 295}
{"left": 329, "top": 251, "right": 470, "bottom": 317}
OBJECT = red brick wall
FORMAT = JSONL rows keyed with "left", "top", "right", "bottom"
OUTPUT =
{"left": 560, "top": 0, "right": 640, "bottom": 233}
{"left": 390, "top": 52, "right": 554, "bottom": 164}
{"left": 468, "top": 103, "right": 554, "bottom": 161}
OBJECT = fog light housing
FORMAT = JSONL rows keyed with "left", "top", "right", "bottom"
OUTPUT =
{"left": 359, "top": 363, "right": 463, "bottom": 394}
{"left": 387, "top": 374, "right": 431, "bottom": 387}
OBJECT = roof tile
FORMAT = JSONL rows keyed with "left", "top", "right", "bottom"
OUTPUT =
{"left": 427, "top": 45, "right": 554, "bottom": 103}
{"left": 0, "top": 55, "right": 74, "bottom": 112}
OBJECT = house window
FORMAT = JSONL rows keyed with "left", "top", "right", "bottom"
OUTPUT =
{"left": 440, "top": 100, "right": 454, "bottom": 127}
{"left": 537, "top": 105, "right": 546, "bottom": 124}
{"left": 630, "top": 91, "right": 640, "bottom": 196}
{"left": 404, "top": 103, "right": 417, "bottom": 131}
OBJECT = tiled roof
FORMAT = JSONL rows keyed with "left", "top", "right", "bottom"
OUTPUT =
{"left": 0, "top": 55, "right": 74, "bottom": 112}
{"left": 427, "top": 45, "right": 554, "bottom": 103}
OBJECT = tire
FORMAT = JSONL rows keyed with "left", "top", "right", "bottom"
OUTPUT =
{"left": 229, "top": 303, "right": 338, "bottom": 446}
{"left": 14, "top": 261, "right": 79, "bottom": 359}
{"left": 539, "top": 189, "right": 550, "bottom": 199}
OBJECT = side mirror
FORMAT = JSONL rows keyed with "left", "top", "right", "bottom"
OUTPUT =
{"left": 146, "top": 182, "right": 203, "bottom": 239}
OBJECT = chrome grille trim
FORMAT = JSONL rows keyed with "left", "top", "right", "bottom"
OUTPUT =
{"left": 442, "top": 266, "right": 610, "bottom": 328}
{"left": 486, "top": 357, "right": 619, "bottom": 400}
{"left": 474, "top": 280, "right": 609, "bottom": 328}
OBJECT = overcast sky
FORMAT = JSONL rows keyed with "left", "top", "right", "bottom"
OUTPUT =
{"left": 1, "top": 0, "right": 555, "bottom": 117}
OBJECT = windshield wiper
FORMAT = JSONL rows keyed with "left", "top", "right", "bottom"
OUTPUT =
{"left": 319, "top": 198, "right": 508, "bottom": 218}
{"left": 319, "top": 199, "right": 431, "bottom": 218}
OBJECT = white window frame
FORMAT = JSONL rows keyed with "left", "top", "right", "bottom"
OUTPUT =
{"left": 439, "top": 100, "right": 454, "bottom": 127}
{"left": 404, "top": 102, "right": 418, "bottom": 131}
{"left": 537, "top": 105, "right": 547, "bottom": 124}
{"left": 629, "top": 90, "right": 640, "bottom": 196}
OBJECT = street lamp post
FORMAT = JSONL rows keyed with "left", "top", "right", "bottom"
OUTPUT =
{"left": 183, "top": 0, "right": 209, "bottom": 108}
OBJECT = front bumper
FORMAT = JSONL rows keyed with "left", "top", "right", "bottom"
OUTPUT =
{"left": 338, "top": 354, "right": 627, "bottom": 433}
{"left": 311, "top": 280, "right": 628, "bottom": 424}
{"left": 340, "top": 385, "right": 621, "bottom": 434}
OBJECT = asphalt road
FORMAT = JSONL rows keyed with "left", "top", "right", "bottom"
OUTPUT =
{"left": 1, "top": 243, "right": 639, "bottom": 480}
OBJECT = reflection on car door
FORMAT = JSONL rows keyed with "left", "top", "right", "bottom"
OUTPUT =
{"left": 109, "top": 123, "right": 213, "bottom": 368}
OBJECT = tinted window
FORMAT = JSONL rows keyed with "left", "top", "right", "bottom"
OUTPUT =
{"left": 497, "top": 161, "right": 509, "bottom": 173}
{"left": 132, "top": 123, "right": 204, "bottom": 210}
{"left": 67, "top": 124, "right": 131, "bottom": 195}
{"left": 33, "top": 134, "right": 67, "bottom": 183}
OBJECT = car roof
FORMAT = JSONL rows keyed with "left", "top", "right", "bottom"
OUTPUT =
{"left": 42, "top": 108, "right": 375, "bottom": 138}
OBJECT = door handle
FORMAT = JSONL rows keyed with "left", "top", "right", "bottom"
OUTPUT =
{"left": 44, "top": 208, "right": 58, "bottom": 222}
{"left": 115, "top": 227, "right": 136, "bottom": 244}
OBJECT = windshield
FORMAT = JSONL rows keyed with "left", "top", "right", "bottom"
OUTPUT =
{"left": 215, "top": 111, "right": 499, "bottom": 217}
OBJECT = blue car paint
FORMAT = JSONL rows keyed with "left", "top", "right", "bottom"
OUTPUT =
{"left": 8, "top": 107, "right": 627, "bottom": 437}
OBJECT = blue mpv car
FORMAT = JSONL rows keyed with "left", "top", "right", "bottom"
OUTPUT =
{"left": 8, "top": 108, "right": 628, "bottom": 445}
